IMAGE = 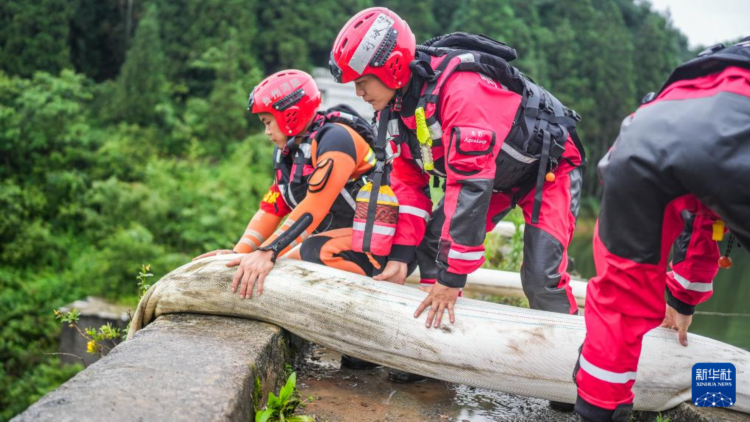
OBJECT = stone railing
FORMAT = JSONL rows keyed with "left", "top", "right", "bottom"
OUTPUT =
{"left": 13, "top": 314, "right": 292, "bottom": 422}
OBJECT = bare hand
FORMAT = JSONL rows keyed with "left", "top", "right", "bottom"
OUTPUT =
{"left": 414, "top": 282, "right": 460, "bottom": 328}
{"left": 226, "top": 250, "right": 275, "bottom": 299}
{"left": 660, "top": 304, "right": 693, "bottom": 347}
{"left": 192, "top": 249, "right": 234, "bottom": 261}
{"left": 373, "top": 261, "right": 408, "bottom": 285}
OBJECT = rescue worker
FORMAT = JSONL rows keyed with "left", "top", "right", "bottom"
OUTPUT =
{"left": 329, "top": 8, "right": 588, "bottom": 398}
{"left": 574, "top": 39, "right": 750, "bottom": 421}
{"left": 195, "top": 69, "right": 418, "bottom": 373}
{"left": 194, "top": 69, "right": 377, "bottom": 301}
{"left": 329, "top": 8, "right": 585, "bottom": 326}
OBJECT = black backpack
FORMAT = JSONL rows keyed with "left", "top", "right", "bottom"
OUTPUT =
{"left": 322, "top": 104, "right": 377, "bottom": 147}
{"left": 642, "top": 37, "right": 750, "bottom": 104}
{"left": 410, "top": 32, "right": 585, "bottom": 223}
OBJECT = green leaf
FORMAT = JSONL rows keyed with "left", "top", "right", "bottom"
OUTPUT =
{"left": 279, "top": 372, "right": 296, "bottom": 402}
{"left": 266, "top": 392, "right": 280, "bottom": 410}
{"left": 255, "top": 409, "right": 274, "bottom": 422}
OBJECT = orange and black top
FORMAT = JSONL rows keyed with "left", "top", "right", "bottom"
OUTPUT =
{"left": 234, "top": 109, "right": 376, "bottom": 259}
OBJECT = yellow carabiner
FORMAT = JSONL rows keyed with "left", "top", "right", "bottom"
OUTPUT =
{"left": 415, "top": 107, "right": 434, "bottom": 171}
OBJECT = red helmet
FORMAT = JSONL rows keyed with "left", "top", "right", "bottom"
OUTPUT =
{"left": 330, "top": 7, "right": 415, "bottom": 89}
{"left": 248, "top": 70, "right": 321, "bottom": 136}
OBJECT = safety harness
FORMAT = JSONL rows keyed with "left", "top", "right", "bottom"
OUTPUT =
{"left": 394, "top": 33, "right": 586, "bottom": 223}
{"left": 273, "top": 104, "right": 377, "bottom": 232}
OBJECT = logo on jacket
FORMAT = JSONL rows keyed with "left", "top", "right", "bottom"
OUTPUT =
{"left": 464, "top": 130, "right": 489, "bottom": 145}
{"left": 692, "top": 363, "right": 736, "bottom": 407}
{"left": 263, "top": 190, "right": 280, "bottom": 205}
{"left": 464, "top": 138, "right": 487, "bottom": 144}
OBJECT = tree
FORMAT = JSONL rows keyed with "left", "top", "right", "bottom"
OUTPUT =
{"left": 254, "top": 0, "right": 371, "bottom": 71}
{"left": 111, "top": 3, "right": 169, "bottom": 127}
{"left": 376, "top": 0, "right": 439, "bottom": 41}
{"left": 0, "top": 0, "right": 77, "bottom": 77}
{"left": 69, "top": 0, "right": 136, "bottom": 82}
{"left": 157, "top": 0, "right": 260, "bottom": 98}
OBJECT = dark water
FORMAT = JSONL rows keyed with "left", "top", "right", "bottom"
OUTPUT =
{"left": 568, "top": 220, "right": 750, "bottom": 351}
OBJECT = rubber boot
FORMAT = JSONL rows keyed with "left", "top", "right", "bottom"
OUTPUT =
{"left": 574, "top": 396, "right": 633, "bottom": 422}
{"left": 549, "top": 401, "right": 575, "bottom": 412}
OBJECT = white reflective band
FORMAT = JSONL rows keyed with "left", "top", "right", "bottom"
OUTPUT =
{"left": 673, "top": 272, "right": 713, "bottom": 292}
{"left": 240, "top": 238, "right": 259, "bottom": 248}
{"left": 353, "top": 221, "right": 396, "bottom": 236}
{"left": 299, "top": 143, "right": 312, "bottom": 159}
{"left": 447, "top": 249, "right": 484, "bottom": 261}
{"left": 388, "top": 119, "right": 400, "bottom": 137}
{"left": 386, "top": 143, "right": 401, "bottom": 161}
{"left": 348, "top": 14, "right": 395, "bottom": 74}
{"left": 337, "top": 112, "right": 355, "bottom": 122}
{"left": 399, "top": 205, "right": 430, "bottom": 221}
{"left": 251, "top": 210, "right": 269, "bottom": 222}
{"left": 280, "top": 185, "right": 298, "bottom": 207}
{"left": 579, "top": 355, "right": 637, "bottom": 384}
{"left": 339, "top": 188, "right": 357, "bottom": 210}
{"left": 501, "top": 142, "right": 537, "bottom": 164}
{"left": 244, "top": 230, "right": 266, "bottom": 243}
{"left": 457, "top": 53, "right": 475, "bottom": 63}
{"left": 428, "top": 121, "right": 443, "bottom": 140}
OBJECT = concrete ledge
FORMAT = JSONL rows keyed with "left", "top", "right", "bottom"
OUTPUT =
{"left": 14, "top": 314, "right": 291, "bottom": 422}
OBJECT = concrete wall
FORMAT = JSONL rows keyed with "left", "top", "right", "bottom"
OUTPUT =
{"left": 14, "top": 314, "right": 291, "bottom": 422}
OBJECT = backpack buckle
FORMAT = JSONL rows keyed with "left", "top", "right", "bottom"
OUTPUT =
{"left": 566, "top": 109, "right": 582, "bottom": 122}
{"left": 550, "top": 139, "right": 566, "bottom": 159}
{"left": 698, "top": 43, "right": 725, "bottom": 57}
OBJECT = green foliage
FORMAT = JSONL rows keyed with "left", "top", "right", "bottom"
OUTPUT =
{"left": 0, "top": 0, "right": 77, "bottom": 77}
{"left": 0, "top": 67, "right": 273, "bottom": 420}
{"left": 484, "top": 209, "right": 524, "bottom": 272}
{"left": 54, "top": 309, "right": 123, "bottom": 356}
{"left": 137, "top": 264, "right": 154, "bottom": 298}
{"left": 111, "top": 3, "right": 169, "bottom": 127}
{"left": 0, "top": 269, "right": 81, "bottom": 420}
{"left": 255, "top": 0, "right": 371, "bottom": 72}
{"left": 255, "top": 372, "right": 314, "bottom": 422}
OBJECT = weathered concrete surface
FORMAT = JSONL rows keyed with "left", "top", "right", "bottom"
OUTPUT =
{"left": 298, "top": 344, "right": 750, "bottom": 421}
{"left": 14, "top": 314, "right": 291, "bottom": 422}
{"left": 653, "top": 402, "right": 750, "bottom": 422}
{"left": 59, "top": 296, "right": 131, "bottom": 366}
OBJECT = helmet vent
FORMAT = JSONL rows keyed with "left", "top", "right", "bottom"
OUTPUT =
{"left": 369, "top": 27, "right": 397, "bottom": 67}
{"left": 273, "top": 89, "right": 305, "bottom": 111}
